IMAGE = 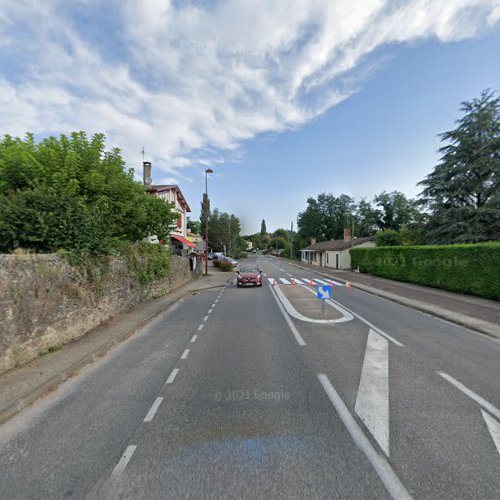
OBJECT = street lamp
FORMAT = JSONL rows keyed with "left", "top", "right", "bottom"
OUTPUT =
{"left": 205, "top": 168, "right": 213, "bottom": 275}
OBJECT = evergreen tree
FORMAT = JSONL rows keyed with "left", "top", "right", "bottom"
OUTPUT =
{"left": 418, "top": 90, "right": 500, "bottom": 243}
{"left": 260, "top": 219, "right": 267, "bottom": 237}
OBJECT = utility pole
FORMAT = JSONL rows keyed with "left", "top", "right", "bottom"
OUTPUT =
{"left": 204, "top": 168, "right": 213, "bottom": 275}
{"left": 290, "top": 221, "right": 293, "bottom": 260}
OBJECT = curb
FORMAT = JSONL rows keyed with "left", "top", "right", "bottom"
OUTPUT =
{"left": 0, "top": 279, "right": 229, "bottom": 426}
{"left": 284, "top": 260, "right": 500, "bottom": 340}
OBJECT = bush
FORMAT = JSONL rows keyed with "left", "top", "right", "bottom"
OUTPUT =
{"left": 213, "top": 260, "right": 221, "bottom": 268}
{"left": 374, "top": 229, "right": 401, "bottom": 246}
{"left": 218, "top": 260, "right": 233, "bottom": 272}
{"left": 350, "top": 242, "right": 500, "bottom": 300}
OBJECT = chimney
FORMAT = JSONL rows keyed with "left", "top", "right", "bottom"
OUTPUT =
{"left": 343, "top": 228, "right": 352, "bottom": 242}
{"left": 311, "top": 237, "right": 317, "bottom": 245}
{"left": 143, "top": 161, "right": 152, "bottom": 186}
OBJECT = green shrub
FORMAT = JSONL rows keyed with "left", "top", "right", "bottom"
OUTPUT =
{"left": 213, "top": 260, "right": 221, "bottom": 268}
{"left": 374, "top": 229, "right": 401, "bottom": 246}
{"left": 350, "top": 242, "right": 500, "bottom": 300}
{"left": 218, "top": 260, "right": 233, "bottom": 272}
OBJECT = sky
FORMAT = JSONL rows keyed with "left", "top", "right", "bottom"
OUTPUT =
{"left": 1, "top": 1, "right": 499, "bottom": 234}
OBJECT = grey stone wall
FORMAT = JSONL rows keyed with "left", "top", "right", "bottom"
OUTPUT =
{"left": 0, "top": 254, "right": 199, "bottom": 374}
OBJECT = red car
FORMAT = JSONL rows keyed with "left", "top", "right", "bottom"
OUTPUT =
{"left": 236, "top": 265, "right": 263, "bottom": 287}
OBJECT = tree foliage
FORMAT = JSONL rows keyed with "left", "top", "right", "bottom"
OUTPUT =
{"left": 0, "top": 132, "right": 176, "bottom": 254}
{"left": 418, "top": 90, "right": 500, "bottom": 243}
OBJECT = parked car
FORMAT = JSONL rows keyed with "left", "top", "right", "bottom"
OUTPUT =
{"left": 213, "top": 252, "right": 224, "bottom": 260}
{"left": 237, "top": 264, "right": 263, "bottom": 287}
{"left": 222, "top": 256, "right": 238, "bottom": 266}
{"left": 208, "top": 252, "right": 215, "bottom": 260}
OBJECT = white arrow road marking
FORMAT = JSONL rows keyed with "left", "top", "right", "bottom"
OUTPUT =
{"left": 279, "top": 278, "right": 291, "bottom": 284}
{"left": 355, "top": 329, "right": 390, "bottom": 456}
{"left": 481, "top": 410, "right": 500, "bottom": 457}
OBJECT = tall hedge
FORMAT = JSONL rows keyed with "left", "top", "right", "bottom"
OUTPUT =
{"left": 350, "top": 243, "right": 500, "bottom": 300}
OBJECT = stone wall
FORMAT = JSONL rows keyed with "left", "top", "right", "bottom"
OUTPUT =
{"left": 0, "top": 254, "right": 199, "bottom": 374}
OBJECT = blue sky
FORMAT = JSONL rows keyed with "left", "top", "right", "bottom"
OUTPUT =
{"left": 1, "top": 1, "right": 499, "bottom": 234}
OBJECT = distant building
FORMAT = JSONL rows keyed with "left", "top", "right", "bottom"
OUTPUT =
{"left": 301, "top": 229, "right": 375, "bottom": 270}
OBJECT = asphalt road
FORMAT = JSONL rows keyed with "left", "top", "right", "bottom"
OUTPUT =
{"left": 0, "top": 254, "right": 499, "bottom": 499}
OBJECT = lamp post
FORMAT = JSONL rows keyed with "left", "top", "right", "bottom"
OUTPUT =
{"left": 204, "top": 168, "right": 213, "bottom": 275}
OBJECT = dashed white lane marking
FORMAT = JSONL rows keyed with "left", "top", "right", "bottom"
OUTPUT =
{"left": 166, "top": 368, "right": 179, "bottom": 384}
{"left": 279, "top": 278, "right": 291, "bottom": 285}
{"left": 203, "top": 315, "right": 209, "bottom": 322}
{"left": 198, "top": 324, "right": 204, "bottom": 331}
{"left": 269, "top": 284, "right": 306, "bottom": 346}
{"left": 286, "top": 272, "right": 293, "bottom": 277}
{"left": 318, "top": 374, "right": 412, "bottom": 500}
{"left": 112, "top": 445, "right": 137, "bottom": 476}
{"left": 208, "top": 309, "right": 213, "bottom": 314}
{"left": 190, "top": 335, "right": 198, "bottom": 343}
{"left": 438, "top": 372, "right": 500, "bottom": 421}
{"left": 144, "top": 397, "right": 163, "bottom": 423}
{"left": 181, "top": 348, "right": 190, "bottom": 360}
{"left": 355, "top": 329, "right": 390, "bottom": 456}
{"left": 481, "top": 410, "right": 500, "bottom": 456}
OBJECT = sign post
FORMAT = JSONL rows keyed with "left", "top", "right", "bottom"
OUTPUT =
{"left": 316, "top": 285, "right": 332, "bottom": 315}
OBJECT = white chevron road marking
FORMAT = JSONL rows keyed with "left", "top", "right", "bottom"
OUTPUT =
{"left": 355, "top": 329, "right": 390, "bottom": 456}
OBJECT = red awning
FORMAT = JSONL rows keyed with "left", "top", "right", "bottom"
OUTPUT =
{"left": 171, "top": 235, "right": 197, "bottom": 248}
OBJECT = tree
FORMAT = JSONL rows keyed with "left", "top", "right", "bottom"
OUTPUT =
{"left": 354, "top": 199, "right": 380, "bottom": 236}
{"left": 373, "top": 191, "right": 420, "bottom": 231}
{"left": 297, "top": 193, "right": 355, "bottom": 241}
{"left": 418, "top": 90, "right": 500, "bottom": 243}
{"left": 200, "top": 193, "right": 210, "bottom": 232}
{"left": 0, "top": 132, "right": 176, "bottom": 254}
{"left": 187, "top": 218, "right": 201, "bottom": 234}
{"left": 260, "top": 219, "right": 267, "bottom": 237}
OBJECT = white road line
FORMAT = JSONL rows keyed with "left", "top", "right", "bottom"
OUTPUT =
{"left": 208, "top": 309, "right": 213, "bottom": 314}
{"left": 203, "top": 315, "right": 209, "bottom": 322}
{"left": 355, "top": 329, "right": 390, "bottom": 456}
{"left": 293, "top": 278, "right": 305, "bottom": 285}
{"left": 279, "top": 278, "right": 291, "bottom": 285}
{"left": 181, "top": 348, "right": 190, "bottom": 360}
{"left": 327, "top": 299, "right": 404, "bottom": 347}
{"left": 317, "top": 374, "right": 412, "bottom": 500}
{"left": 438, "top": 372, "right": 500, "bottom": 421}
{"left": 166, "top": 368, "right": 179, "bottom": 384}
{"left": 112, "top": 445, "right": 137, "bottom": 476}
{"left": 481, "top": 410, "right": 500, "bottom": 456}
{"left": 198, "top": 324, "right": 204, "bottom": 331}
{"left": 211, "top": 303, "right": 216, "bottom": 307}
{"left": 190, "top": 335, "right": 198, "bottom": 343}
{"left": 279, "top": 268, "right": 285, "bottom": 272}
{"left": 286, "top": 272, "right": 293, "bottom": 277}
{"left": 267, "top": 278, "right": 275, "bottom": 285}
{"left": 269, "top": 284, "right": 306, "bottom": 346}
{"left": 144, "top": 397, "right": 163, "bottom": 423}
{"left": 314, "top": 278, "right": 328, "bottom": 285}
{"left": 292, "top": 285, "right": 354, "bottom": 323}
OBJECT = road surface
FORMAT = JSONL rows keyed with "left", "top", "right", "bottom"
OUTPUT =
{"left": 0, "top": 255, "right": 499, "bottom": 499}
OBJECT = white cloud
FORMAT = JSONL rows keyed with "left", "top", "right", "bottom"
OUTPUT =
{"left": 0, "top": 0, "right": 499, "bottom": 180}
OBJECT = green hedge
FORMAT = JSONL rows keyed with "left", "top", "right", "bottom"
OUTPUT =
{"left": 350, "top": 242, "right": 500, "bottom": 300}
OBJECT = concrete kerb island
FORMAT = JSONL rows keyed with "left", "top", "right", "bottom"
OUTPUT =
{"left": 0, "top": 254, "right": 231, "bottom": 425}
{"left": 282, "top": 258, "right": 500, "bottom": 339}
